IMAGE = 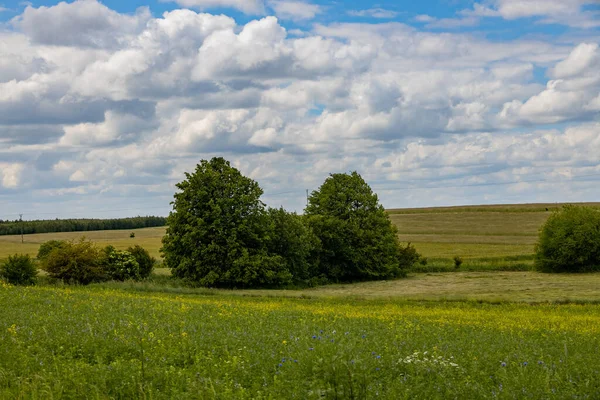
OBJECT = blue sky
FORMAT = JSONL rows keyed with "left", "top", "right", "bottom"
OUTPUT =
{"left": 0, "top": 0, "right": 599, "bottom": 220}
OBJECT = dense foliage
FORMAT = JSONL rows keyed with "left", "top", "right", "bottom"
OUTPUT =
{"left": 305, "top": 172, "right": 415, "bottom": 282}
{"left": 161, "top": 159, "right": 418, "bottom": 287}
{"left": 161, "top": 157, "right": 292, "bottom": 288}
{"left": 0, "top": 254, "right": 37, "bottom": 285}
{"left": 0, "top": 216, "right": 166, "bottom": 236}
{"left": 102, "top": 246, "right": 141, "bottom": 281}
{"left": 265, "top": 207, "right": 320, "bottom": 285}
{"left": 38, "top": 239, "right": 155, "bottom": 284}
{"left": 535, "top": 205, "right": 600, "bottom": 273}
{"left": 40, "top": 238, "right": 106, "bottom": 284}
{"left": 36, "top": 240, "right": 67, "bottom": 261}
{"left": 127, "top": 245, "right": 156, "bottom": 279}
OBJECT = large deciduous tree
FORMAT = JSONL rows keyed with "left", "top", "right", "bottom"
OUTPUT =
{"left": 161, "top": 157, "right": 291, "bottom": 288}
{"left": 305, "top": 172, "right": 415, "bottom": 282}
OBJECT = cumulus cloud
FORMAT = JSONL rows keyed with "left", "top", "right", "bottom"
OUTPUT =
{"left": 0, "top": 1, "right": 598, "bottom": 216}
{"left": 0, "top": 163, "right": 24, "bottom": 188}
{"left": 269, "top": 1, "right": 323, "bottom": 21}
{"left": 465, "top": 0, "right": 600, "bottom": 28}
{"left": 12, "top": 0, "right": 151, "bottom": 48}
{"left": 499, "top": 43, "right": 600, "bottom": 124}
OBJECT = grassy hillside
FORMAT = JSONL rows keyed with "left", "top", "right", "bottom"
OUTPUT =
{"left": 2, "top": 202, "right": 599, "bottom": 269}
{"left": 0, "top": 227, "right": 165, "bottom": 262}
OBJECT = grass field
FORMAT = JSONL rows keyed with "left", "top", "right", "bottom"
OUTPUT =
{"left": 3, "top": 203, "right": 600, "bottom": 398}
{"left": 0, "top": 226, "right": 165, "bottom": 262}
{"left": 140, "top": 270, "right": 600, "bottom": 303}
{"left": 2, "top": 284, "right": 600, "bottom": 399}
{"left": 2, "top": 202, "right": 599, "bottom": 269}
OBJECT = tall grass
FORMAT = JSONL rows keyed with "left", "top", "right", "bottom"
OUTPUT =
{"left": 2, "top": 285, "right": 600, "bottom": 398}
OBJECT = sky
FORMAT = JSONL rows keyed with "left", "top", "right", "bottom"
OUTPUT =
{"left": 0, "top": 0, "right": 599, "bottom": 220}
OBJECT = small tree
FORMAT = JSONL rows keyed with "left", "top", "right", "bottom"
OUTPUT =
{"left": 41, "top": 238, "right": 105, "bottom": 284}
{"left": 535, "top": 205, "right": 600, "bottom": 273}
{"left": 0, "top": 254, "right": 37, "bottom": 285}
{"left": 37, "top": 240, "right": 67, "bottom": 261}
{"left": 102, "top": 246, "right": 141, "bottom": 281}
{"left": 161, "top": 157, "right": 291, "bottom": 288}
{"left": 306, "top": 172, "right": 416, "bottom": 282}
{"left": 127, "top": 245, "right": 155, "bottom": 279}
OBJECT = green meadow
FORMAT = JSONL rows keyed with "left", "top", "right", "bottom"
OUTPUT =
{"left": 2, "top": 203, "right": 600, "bottom": 398}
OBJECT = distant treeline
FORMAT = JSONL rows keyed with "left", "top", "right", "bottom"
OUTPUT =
{"left": 0, "top": 216, "right": 167, "bottom": 236}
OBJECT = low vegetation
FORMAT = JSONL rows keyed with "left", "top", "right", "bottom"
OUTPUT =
{"left": 535, "top": 205, "right": 600, "bottom": 273}
{"left": 2, "top": 285, "right": 600, "bottom": 398}
{"left": 2, "top": 199, "right": 600, "bottom": 398}
{"left": 39, "top": 238, "right": 155, "bottom": 285}
{"left": 0, "top": 254, "right": 37, "bottom": 286}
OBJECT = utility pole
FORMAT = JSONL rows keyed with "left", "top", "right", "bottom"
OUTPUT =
{"left": 19, "top": 214, "right": 23, "bottom": 244}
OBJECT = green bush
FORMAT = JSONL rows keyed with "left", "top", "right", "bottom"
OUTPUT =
{"left": 535, "top": 205, "right": 600, "bottom": 273}
{"left": 37, "top": 240, "right": 67, "bottom": 261}
{"left": 127, "top": 245, "right": 155, "bottom": 279}
{"left": 103, "top": 246, "right": 141, "bottom": 281}
{"left": 453, "top": 256, "right": 463, "bottom": 269}
{"left": 0, "top": 254, "right": 37, "bottom": 285}
{"left": 41, "top": 238, "right": 106, "bottom": 284}
{"left": 399, "top": 243, "right": 422, "bottom": 269}
{"left": 306, "top": 172, "right": 417, "bottom": 282}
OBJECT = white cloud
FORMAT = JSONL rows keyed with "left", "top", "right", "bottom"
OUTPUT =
{"left": 12, "top": 0, "right": 151, "bottom": 48}
{"left": 0, "top": 163, "right": 24, "bottom": 188}
{"left": 418, "top": 15, "right": 480, "bottom": 29}
{"left": 348, "top": 8, "right": 398, "bottom": 19}
{"left": 414, "top": 14, "right": 435, "bottom": 23}
{"left": 269, "top": 1, "right": 323, "bottom": 21}
{"left": 169, "top": 0, "right": 265, "bottom": 14}
{"left": 0, "top": 2, "right": 598, "bottom": 214}
{"left": 466, "top": 0, "right": 600, "bottom": 28}
{"left": 499, "top": 43, "right": 600, "bottom": 124}
{"left": 552, "top": 43, "right": 599, "bottom": 79}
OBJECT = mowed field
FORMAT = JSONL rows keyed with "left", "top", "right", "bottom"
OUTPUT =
{"left": 3, "top": 203, "right": 600, "bottom": 398}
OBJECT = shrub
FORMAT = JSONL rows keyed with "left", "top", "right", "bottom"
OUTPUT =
{"left": 0, "top": 254, "right": 37, "bottom": 285}
{"left": 161, "top": 157, "right": 290, "bottom": 288}
{"left": 37, "top": 240, "right": 67, "bottom": 261}
{"left": 130, "top": 232, "right": 136, "bottom": 238}
{"left": 399, "top": 243, "right": 422, "bottom": 270}
{"left": 41, "top": 238, "right": 105, "bottom": 284}
{"left": 453, "top": 256, "right": 463, "bottom": 269}
{"left": 103, "top": 246, "right": 141, "bottom": 281}
{"left": 306, "top": 172, "right": 417, "bottom": 282}
{"left": 127, "top": 245, "right": 155, "bottom": 279}
{"left": 535, "top": 205, "right": 600, "bottom": 273}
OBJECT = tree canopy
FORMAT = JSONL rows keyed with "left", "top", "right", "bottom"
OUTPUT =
{"left": 161, "top": 157, "right": 291, "bottom": 288}
{"left": 305, "top": 172, "right": 414, "bottom": 282}
{"left": 535, "top": 205, "right": 600, "bottom": 273}
{"left": 161, "top": 159, "right": 414, "bottom": 287}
